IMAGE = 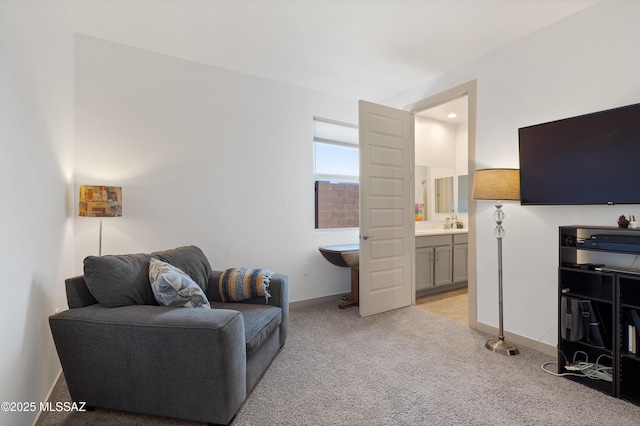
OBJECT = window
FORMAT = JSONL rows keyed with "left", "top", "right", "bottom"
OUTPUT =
{"left": 313, "top": 117, "right": 359, "bottom": 229}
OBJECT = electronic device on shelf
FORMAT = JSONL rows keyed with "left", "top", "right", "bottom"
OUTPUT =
{"left": 563, "top": 262, "right": 604, "bottom": 270}
{"left": 576, "top": 235, "right": 640, "bottom": 253}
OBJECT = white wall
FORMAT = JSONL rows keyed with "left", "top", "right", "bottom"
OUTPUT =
{"left": 415, "top": 116, "right": 456, "bottom": 168}
{"left": 74, "top": 35, "right": 359, "bottom": 303}
{"left": 0, "top": 1, "right": 75, "bottom": 424}
{"left": 388, "top": 0, "right": 640, "bottom": 346}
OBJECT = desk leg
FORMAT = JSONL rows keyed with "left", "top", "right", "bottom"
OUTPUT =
{"left": 339, "top": 266, "right": 359, "bottom": 309}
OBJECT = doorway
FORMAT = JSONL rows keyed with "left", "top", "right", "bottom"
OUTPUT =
{"left": 416, "top": 288, "right": 468, "bottom": 324}
{"left": 405, "top": 80, "right": 477, "bottom": 327}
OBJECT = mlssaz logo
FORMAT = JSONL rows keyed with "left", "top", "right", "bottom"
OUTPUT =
{"left": 40, "top": 401, "right": 87, "bottom": 412}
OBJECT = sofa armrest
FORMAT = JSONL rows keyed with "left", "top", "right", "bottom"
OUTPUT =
{"left": 49, "top": 304, "right": 246, "bottom": 425}
{"left": 207, "top": 272, "right": 289, "bottom": 346}
{"left": 65, "top": 275, "right": 98, "bottom": 308}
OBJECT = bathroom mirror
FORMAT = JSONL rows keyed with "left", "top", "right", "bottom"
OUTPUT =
{"left": 415, "top": 167, "right": 468, "bottom": 219}
{"left": 435, "top": 176, "right": 453, "bottom": 213}
{"left": 458, "top": 175, "right": 468, "bottom": 213}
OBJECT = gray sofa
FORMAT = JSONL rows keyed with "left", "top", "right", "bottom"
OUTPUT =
{"left": 49, "top": 246, "right": 288, "bottom": 425}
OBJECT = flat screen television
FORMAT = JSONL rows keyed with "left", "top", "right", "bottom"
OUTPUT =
{"left": 518, "top": 102, "right": 640, "bottom": 205}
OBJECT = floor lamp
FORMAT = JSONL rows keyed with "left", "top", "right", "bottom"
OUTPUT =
{"left": 79, "top": 185, "right": 123, "bottom": 256}
{"left": 472, "top": 168, "right": 520, "bottom": 356}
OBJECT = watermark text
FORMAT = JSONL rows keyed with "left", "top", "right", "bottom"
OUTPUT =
{"left": 1, "top": 401, "right": 87, "bottom": 412}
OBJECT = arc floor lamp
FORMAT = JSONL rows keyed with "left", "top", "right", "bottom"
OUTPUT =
{"left": 472, "top": 168, "right": 520, "bottom": 356}
{"left": 79, "top": 185, "right": 122, "bottom": 256}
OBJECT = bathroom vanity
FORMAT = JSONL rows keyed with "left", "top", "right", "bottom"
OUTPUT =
{"left": 415, "top": 229, "right": 468, "bottom": 295}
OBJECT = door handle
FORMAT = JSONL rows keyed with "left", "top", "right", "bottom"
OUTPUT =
{"left": 361, "top": 234, "right": 375, "bottom": 240}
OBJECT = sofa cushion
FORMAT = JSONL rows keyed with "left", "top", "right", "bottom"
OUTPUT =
{"left": 212, "top": 302, "right": 281, "bottom": 357}
{"left": 152, "top": 246, "right": 212, "bottom": 292}
{"left": 84, "top": 253, "right": 156, "bottom": 308}
{"left": 149, "top": 258, "right": 211, "bottom": 309}
{"left": 84, "top": 246, "right": 212, "bottom": 308}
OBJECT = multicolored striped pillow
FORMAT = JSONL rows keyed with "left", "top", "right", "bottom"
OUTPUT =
{"left": 218, "top": 268, "right": 273, "bottom": 303}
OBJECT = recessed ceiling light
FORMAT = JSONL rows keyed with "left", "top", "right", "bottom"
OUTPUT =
{"left": 447, "top": 113, "right": 457, "bottom": 118}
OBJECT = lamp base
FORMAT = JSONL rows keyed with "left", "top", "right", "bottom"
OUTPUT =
{"left": 485, "top": 338, "right": 519, "bottom": 356}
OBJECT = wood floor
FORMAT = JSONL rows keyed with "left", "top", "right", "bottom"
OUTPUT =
{"left": 415, "top": 287, "right": 468, "bottom": 325}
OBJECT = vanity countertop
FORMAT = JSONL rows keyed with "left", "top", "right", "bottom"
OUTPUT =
{"left": 415, "top": 228, "right": 468, "bottom": 237}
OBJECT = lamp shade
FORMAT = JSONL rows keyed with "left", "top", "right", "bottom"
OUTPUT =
{"left": 79, "top": 185, "right": 122, "bottom": 217}
{"left": 472, "top": 169, "right": 520, "bottom": 201}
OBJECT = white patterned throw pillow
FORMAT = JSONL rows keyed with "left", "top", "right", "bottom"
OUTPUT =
{"left": 149, "top": 258, "right": 211, "bottom": 308}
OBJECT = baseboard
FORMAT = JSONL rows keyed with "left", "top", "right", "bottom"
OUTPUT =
{"left": 474, "top": 322, "right": 556, "bottom": 357}
{"left": 32, "top": 369, "right": 63, "bottom": 426}
{"left": 290, "top": 293, "right": 348, "bottom": 309}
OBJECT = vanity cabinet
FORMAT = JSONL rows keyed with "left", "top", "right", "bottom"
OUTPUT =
{"left": 453, "top": 234, "right": 469, "bottom": 283}
{"left": 415, "top": 247, "right": 433, "bottom": 291}
{"left": 415, "top": 233, "right": 467, "bottom": 294}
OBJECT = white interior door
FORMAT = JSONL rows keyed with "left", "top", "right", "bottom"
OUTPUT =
{"left": 358, "top": 100, "right": 414, "bottom": 317}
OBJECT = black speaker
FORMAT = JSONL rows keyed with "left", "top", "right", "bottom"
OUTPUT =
{"left": 563, "top": 235, "right": 577, "bottom": 247}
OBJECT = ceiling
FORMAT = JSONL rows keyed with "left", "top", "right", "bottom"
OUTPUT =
{"left": 64, "top": 0, "right": 600, "bottom": 101}
{"left": 417, "top": 95, "right": 468, "bottom": 125}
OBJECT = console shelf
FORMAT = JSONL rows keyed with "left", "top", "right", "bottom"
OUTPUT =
{"left": 558, "top": 225, "right": 640, "bottom": 405}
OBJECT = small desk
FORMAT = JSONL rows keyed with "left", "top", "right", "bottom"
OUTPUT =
{"left": 318, "top": 244, "right": 359, "bottom": 309}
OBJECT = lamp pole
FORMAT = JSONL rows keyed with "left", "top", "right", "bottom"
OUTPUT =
{"left": 485, "top": 200, "right": 519, "bottom": 355}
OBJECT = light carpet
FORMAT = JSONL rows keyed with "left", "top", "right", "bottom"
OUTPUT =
{"left": 41, "top": 301, "right": 640, "bottom": 425}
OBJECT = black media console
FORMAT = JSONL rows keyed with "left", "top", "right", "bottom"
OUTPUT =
{"left": 559, "top": 225, "right": 640, "bottom": 405}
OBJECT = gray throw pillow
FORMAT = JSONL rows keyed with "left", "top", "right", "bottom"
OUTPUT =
{"left": 149, "top": 258, "right": 211, "bottom": 308}
{"left": 151, "top": 245, "right": 212, "bottom": 292}
{"left": 84, "top": 253, "right": 156, "bottom": 308}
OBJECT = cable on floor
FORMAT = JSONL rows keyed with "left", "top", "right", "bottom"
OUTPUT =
{"left": 541, "top": 350, "right": 612, "bottom": 382}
